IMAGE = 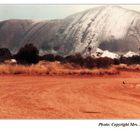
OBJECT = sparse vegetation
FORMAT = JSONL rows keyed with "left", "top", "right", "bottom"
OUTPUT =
{"left": 0, "top": 43, "right": 140, "bottom": 75}
{"left": 119, "top": 55, "right": 140, "bottom": 65}
{"left": 0, "top": 61, "right": 120, "bottom": 75}
{"left": 64, "top": 53, "right": 84, "bottom": 67}
{"left": 115, "top": 64, "right": 140, "bottom": 72}
{"left": 40, "top": 54, "right": 55, "bottom": 62}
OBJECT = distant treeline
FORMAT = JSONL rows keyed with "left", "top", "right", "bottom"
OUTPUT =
{"left": 0, "top": 43, "right": 140, "bottom": 68}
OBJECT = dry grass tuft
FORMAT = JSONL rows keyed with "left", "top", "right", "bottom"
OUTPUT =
{"left": 0, "top": 61, "right": 121, "bottom": 76}
{"left": 1, "top": 61, "right": 140, "bottom": 76}
{"left": 114, "top": 64, "right": 140, "bottom": 72}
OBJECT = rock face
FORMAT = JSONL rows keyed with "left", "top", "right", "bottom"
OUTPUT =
{"left": 0, "top": 6, "right": 140, "bottom": 56}
{"left": 0, "top": 19, "right": 34, "bottom": 52}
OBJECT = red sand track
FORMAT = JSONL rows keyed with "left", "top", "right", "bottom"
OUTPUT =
{"left": 0, "top": 72, "right": 140, "bottom": 119}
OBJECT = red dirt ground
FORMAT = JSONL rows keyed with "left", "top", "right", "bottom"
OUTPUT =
{"left": 0, "top": 72, "right": 140, "bottom": 119}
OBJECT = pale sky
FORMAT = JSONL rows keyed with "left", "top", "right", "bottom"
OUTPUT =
{"left": 0, "top": 5, "right": 140, "bottom": 20}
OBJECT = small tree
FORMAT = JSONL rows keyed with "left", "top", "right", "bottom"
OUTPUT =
{"left": 15, "top": 43, "right": 39, "bottom": 64}
{"left": 114, "top": 58, "right": 120, "bottom": 65}
{"left": 95, "top": 57, "right": 113, "bottom": 68}
{"left": 55, "top": 55, "right": 64, "bottom": 62}
{"left": 41, "top": 54, "right": 55, "bottom": 62}
{"left": 64, "top": 53, "right": 84, "bottom": 67}
{"left": 0, "top": 48, "right": 12, "bottom": 62}
{"left": 84, "top": 56, "right": 96, "bottom": 69}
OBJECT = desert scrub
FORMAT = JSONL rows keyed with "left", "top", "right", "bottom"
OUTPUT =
{"left": 0, "top": 61, "right": 121, "bottom": 76}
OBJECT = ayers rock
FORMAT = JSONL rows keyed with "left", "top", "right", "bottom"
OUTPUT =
{"left": 0, "top": 5, "right": 140, "bottom": 56}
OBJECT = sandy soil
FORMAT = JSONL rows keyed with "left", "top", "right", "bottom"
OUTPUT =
{"left": 0, "top": 72, "right": 140, "bottom": 119}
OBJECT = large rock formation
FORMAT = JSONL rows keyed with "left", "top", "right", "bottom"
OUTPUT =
{"left": 0, "top": 6, "right": 140, "bottom": 56}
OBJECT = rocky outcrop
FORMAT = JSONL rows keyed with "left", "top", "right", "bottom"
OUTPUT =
{"left": 0, "top": 6, "right": 140, "bottom": 56}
